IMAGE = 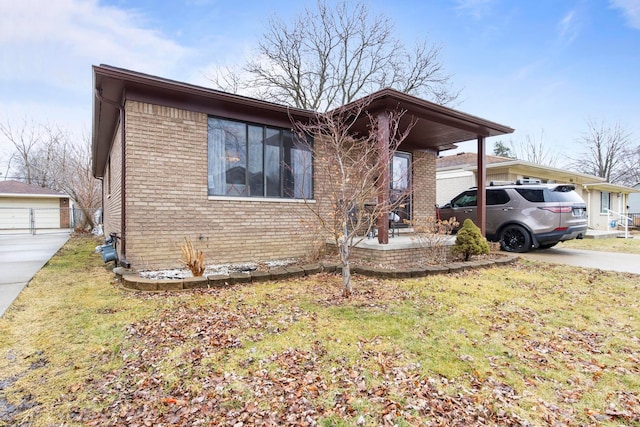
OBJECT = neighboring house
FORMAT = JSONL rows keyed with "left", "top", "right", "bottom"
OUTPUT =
{"left": 92, "top": 65, "right": 513, "bottom": 269}
{"left": 629, "top": 184, "right": 640, "bottom": 213}
{"left": 0, "top": 180, "right": 71, "bottom": 234}
{"left": 436, "top": 153, "right": 638, "bottom": 231}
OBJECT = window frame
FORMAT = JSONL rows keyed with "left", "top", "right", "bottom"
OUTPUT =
{"left": 207, "top": 116, "right": 313, "bottom": 200}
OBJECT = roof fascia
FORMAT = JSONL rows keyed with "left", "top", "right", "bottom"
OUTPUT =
{"left": 365, "top": 88, "right": 514, "bottom": 137}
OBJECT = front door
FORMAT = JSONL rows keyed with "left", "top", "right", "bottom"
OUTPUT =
{"left": 390, "top": 152, "right": 411, "bottom": 225}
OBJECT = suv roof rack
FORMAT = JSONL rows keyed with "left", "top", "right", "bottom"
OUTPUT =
{"left": 489, "top": 179, "right": 542, "bottom": 186}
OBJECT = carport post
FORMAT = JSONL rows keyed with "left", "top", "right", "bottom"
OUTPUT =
{"left": 477, "top": 136, "right": 486, "bottom": 236}
{"left": 376, "top": 111, "right": 390, "bottom": 244}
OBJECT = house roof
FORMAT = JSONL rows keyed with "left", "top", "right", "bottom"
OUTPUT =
{"left": 436, "top": 153, "right": 639, "bottom": 193}
{"left": 0, "top": 180, "right": 68, "bottom": 198}
{"left": 437, "top": 152, "right": 511, "bottom": 169}
{"left": 332, "top": 89, "right": 514, "bottom": 152}
{"left": 92, "top": 65, "right": 317, "bottom": 178}
{"left": 92, "top": 65, "right": 515, "bottom": 178}
{"left": 582, "top": 182, "right": 640, "bottom": 193}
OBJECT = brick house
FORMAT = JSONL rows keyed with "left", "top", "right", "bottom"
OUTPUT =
{"left": 92, "top": 65, "right": 513, "bottom": 269}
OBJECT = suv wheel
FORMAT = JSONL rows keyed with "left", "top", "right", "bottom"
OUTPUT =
{"left": 500, "top": 225, "right": 532, "bottom": 253}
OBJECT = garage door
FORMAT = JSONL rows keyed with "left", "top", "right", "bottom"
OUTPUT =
{"left": 0, "top": 197, "right": 62, "bottom": 234}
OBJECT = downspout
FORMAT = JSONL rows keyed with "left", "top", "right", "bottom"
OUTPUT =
{"left": 94, "top": 88, "right": 128, "bottom": 266}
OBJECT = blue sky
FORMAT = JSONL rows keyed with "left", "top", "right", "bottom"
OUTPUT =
{"left": 1, "top": 0, "right": 638, "bottom": 169}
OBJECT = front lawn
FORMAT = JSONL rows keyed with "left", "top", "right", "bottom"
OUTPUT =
{"left": 0, "top": 235, "right": 638, "bottom": 426}
{"left": 562, "top": 232, "right": 640, "bottom": 254}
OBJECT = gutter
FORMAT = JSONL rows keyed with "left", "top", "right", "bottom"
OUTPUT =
{"left": 94, "top": 88, "right": 129, "bottom": 267}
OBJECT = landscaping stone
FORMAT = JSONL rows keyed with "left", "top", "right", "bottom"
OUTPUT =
{"left": 156, "top": 279, "right": 183, "bottom": 291}
{"left": 301, "top": 264, "right": 322, "bottom": 275}
{"left": 130, "top": 277, "right": 158, "bottom": 291}
{"left": 424, "top": 266, "right": 450, "bottom": 275}
{"left": 466, "top": 260, "right": 494, "bottom": 269}
{"left": 183, "top": 276, "right": 209, "bottom": 289}
{"left": 321, "top": 262, "right": 341, "bottom": 273}
{"left": 207, "top": 274, "right": 231, "bottom": 288}
{"left": 391, "top": 269, "right": 414, "bottom": 279}
{"left": 115, "top": 252, "right": 516, "bottom": 292}
{"left": 250, "top": 270, "right": 271, "bottom": 282}
{"left": 285, "top": 266, "right": 305, "bottom": 278}
{"left": 444, "top": 262, "right": 468, "bottom": 272}
{"left": 227, "top": 272, "right": 251, "bottom": 285}
{"left": 494, "top": 254, "right": 518, "bottom": 265}
{"left": 269, "top": 267, "right": 289, "bottom": 279}
{"left": 409, "top": 268, "right": 429, "bottom": 278}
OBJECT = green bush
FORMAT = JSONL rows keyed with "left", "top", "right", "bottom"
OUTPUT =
{"left": 451, "top": 218, "right": 490, "bottom": 261}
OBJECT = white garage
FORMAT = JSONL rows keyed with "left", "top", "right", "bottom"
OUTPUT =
{"left": 0, "top": 180, "right": 72, "bottom": 234}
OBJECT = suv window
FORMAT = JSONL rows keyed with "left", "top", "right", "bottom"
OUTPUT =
{"left": 548, "top": 187, "right": 585, "bottom": 203}
{"left": 452, "top": 191, "right": 477, "bottom": 207}
{"left": 515, "top": 188, "right": 545, "bottom": 202}
{"left": 487, "top": 189, "right": 510, "bottom": 205}
{"left": 451, "top": 189, "right": 510, "bottom": 207}
{"left": 516, "top": 187, "right": 585, "bottom": 203}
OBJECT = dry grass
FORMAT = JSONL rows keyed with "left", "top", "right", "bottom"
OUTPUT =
{"left": 562, "top": 232, "right": 640, "bottom": 254}
{"left": 0, "top": 235, "right": 638, "bottom": 426}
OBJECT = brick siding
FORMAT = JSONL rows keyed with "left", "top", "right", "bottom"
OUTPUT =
{"left": 102, "top": 101, "right": 440, "bottom": 269}
{"left": 412, "top": 150, "right": 437, "bottom": 221}
{"left": 118, "top": 101, "right": 319, "bottom": 269}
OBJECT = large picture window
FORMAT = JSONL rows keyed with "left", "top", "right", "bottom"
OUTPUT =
{"left": 208, "top": 117, "right": 313, "bottom": 199}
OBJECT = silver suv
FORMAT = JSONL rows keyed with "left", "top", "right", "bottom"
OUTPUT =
{"left": 437, "top": 183, "right": 588, "bottom": 252}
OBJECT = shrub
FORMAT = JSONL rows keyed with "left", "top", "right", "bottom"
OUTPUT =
{"left": 450, "top": 218, "right": 490, "bottom": 261}
{"left": 180, "top": 238, "right": 206, "bottom": 277}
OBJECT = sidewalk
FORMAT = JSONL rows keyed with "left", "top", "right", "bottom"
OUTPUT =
{"left": 0, "top": 232, "right": 71, "bottom": 317}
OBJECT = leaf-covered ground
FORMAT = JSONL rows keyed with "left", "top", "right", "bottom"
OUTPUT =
{"left": 0, "top": 236, "right": 639, "bottom": 426}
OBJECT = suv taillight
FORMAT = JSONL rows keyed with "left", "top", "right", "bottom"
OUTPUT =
{"left": 539, "top": 206, "right": 572, "bottom": 213}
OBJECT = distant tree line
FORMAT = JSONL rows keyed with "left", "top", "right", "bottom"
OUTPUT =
{"left": 493, "top": 120, "right": 638, "bottom": 187}
{"left": 0, "top": 119, "right": 101, "bottom": 231}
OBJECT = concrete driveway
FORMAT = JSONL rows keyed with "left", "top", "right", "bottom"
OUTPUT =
{"left": 0, "top": 232, "right": 71, "bottom": 317}
{"left": 519, "top": 246, "right": 640, "bottom": 275}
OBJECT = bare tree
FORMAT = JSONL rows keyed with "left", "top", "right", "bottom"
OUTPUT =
{"left": 1, "top": 118, "right": 101, "bottom": 230}
{"left": 508, "top": 130, "right": 559, "bottom": 167}
{"left": 0, "top": 118, "right": 46, "bottom": 185}
{"left": 0, "top": 119, "right": 70, "bottom": 187}
{"left": 292, "top": 98, "right": 413, "bottom": 297}
{"left": 210, "top": 0, "right": 458, "bottom": 111}
{"left": 620, "top": 144, "right": 640, "bottom": 187}
{"left": 48, "top": 133, "right": 102, "bottom": 231}
{"left": 571, "top": 120, "right": 631, "bottom": 183}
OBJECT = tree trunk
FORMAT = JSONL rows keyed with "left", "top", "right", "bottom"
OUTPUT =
{"left": 339, "top": 240, "right": 352, "bottom": 298}
{"left": 77, "top": 206, "right": 96, "bottom": 232}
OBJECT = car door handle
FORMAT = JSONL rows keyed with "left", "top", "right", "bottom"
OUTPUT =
{"left": 463, "top": 209, "right": 474, "bottom": 213}
{"left": 502, "top": 207, "right": 514, "bottom": 211}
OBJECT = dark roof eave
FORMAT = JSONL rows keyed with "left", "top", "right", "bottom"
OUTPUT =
{"left": 332, "top": 88, "right": 514, "bottom": 137}
{"left": 370, "top": 89, "right": 514, "bottom": 137}
{"left": 94, "top": 64, "right": 314, "bottom": 118}
{"left": 92, "top": 65, "right": 317, "bottom": 178}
